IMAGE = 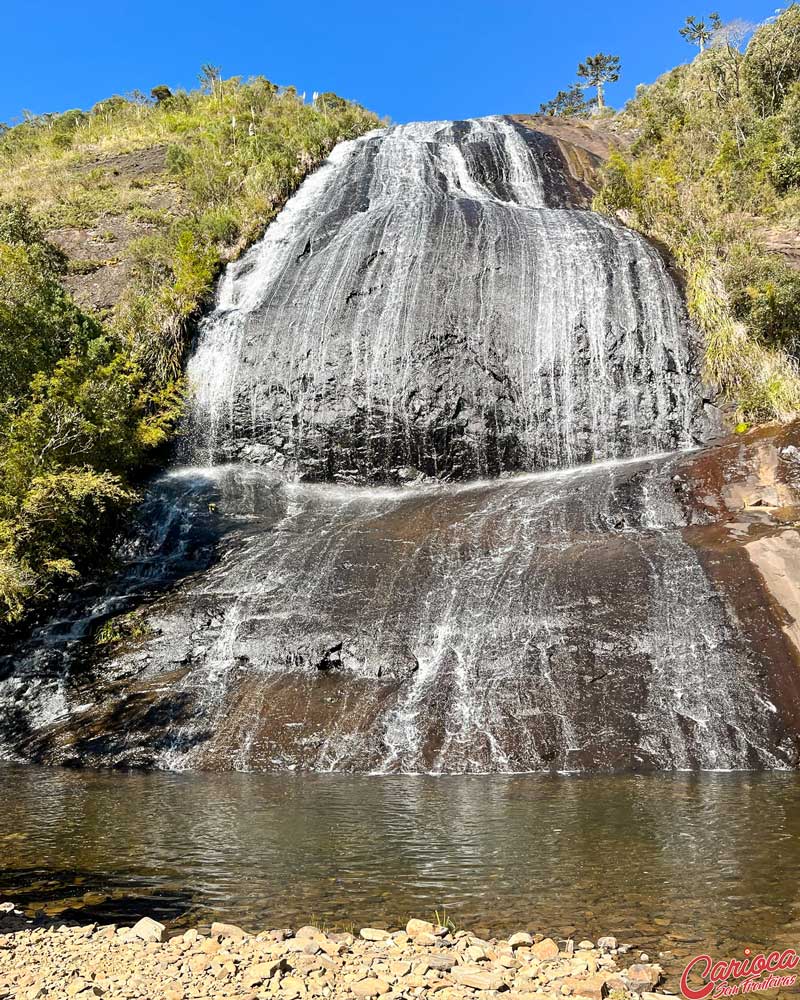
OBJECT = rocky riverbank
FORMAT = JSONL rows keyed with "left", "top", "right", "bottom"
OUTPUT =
{"left": 0, "top": 902, "right": 668, "bottom": 1000}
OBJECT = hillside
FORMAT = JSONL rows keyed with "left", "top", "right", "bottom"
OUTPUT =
{"left": 594, "top": 4, "right": 800, "bottom": 422}
{"left": 0, "top": 75, "right": 380, "bottom": 625}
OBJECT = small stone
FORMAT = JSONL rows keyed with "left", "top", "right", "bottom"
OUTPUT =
{"left": 450, "top": 966, "right": 507, "bottom": 991}
{"left": 578, "top": 941, "right": 594, "bottom": 951}
{"left": 281, "top": 975, "right": 306, "bottom": 996}
{"left": 296, "top": 925, "right": 327, "bottom": 941}
{"left": 321, "top": 938, "right": 348, "bottom": 957}
{"left": 596, "top": 937, "right": 617, "bottom": 952}
{"left": 426, "top": 954, "right": 456, "bottom": 971}
{"left": 531, "top": 938, "right": 560, "bottom": 962}
{"left": 627, "top": 964, "right": 663, "bottom": 989}
{"left": 129, "top": 917, "right": 165, "bottom": 943}
{"left": 508, "top": 933, "right": 533, "bottom": 949}
{"left": 360, "top": 928, "right": 391, "bottom": 941}
{"left": 210, "top": 921, "right": 248, "bottom": 941}
{"left": 243, "top": 958, "right": 285, "bottom": 988}
{"left": 189, "top": 955, "right": 210, "bottom": 974}
{"left": 560, "top": 974, "right": 608, "bottom": 1000}
{"left": 352, "top": 978, "right": 391, "bottom": 997}
{"left": 406, "top": 919, "right": 435, "bottom": 938}
{"left": 466, "top": 945, "right": 488, "bottom": 962}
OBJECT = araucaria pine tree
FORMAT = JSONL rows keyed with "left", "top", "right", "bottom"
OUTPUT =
{"left": 576, "top": 53, "right": 621, "bottom": 110}
{"left": 679, "top": 13, "right": 722, "bottom": 52}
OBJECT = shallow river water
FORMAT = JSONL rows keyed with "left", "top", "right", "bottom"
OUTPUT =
{"left": 1, "top": 767, "right": 799, "bottom": 987}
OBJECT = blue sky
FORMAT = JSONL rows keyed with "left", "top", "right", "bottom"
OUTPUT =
{"left": 1, "top": 0, "right": 783, "bottom": 126}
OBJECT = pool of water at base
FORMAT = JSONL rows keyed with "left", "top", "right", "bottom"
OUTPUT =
{"left": 1, "top": 767, "right": 799, "bottom": 988}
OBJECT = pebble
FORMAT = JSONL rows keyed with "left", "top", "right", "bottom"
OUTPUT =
{"left": 129, "top": 916, "right": 164, "bottom": 944}
{"left": 531, "top": 937, "right": 560, "bottom": 961}
{"left": 508, "top": 932, "right": 533, "bottom": 948}
{"left": 0, "top": 900, "right": 664, "bottom": 1000}
{"left": 210, "top": 921, "right": 248, "bottom": 941}
{"left": 406, "top": 918, "right": 435, "bottom": 937}
{"left": 360, "top": 927, "right": 391, "bottom": 941}
{"left": 352, "top": 977, "right": 391, "bottom": 996}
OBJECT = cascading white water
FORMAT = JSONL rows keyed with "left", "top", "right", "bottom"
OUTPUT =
{"left": 184, "top": 116, "right": 714, "bottom": 480}
{"left": 2, "top": 115, "right": 794, "bottom": 774}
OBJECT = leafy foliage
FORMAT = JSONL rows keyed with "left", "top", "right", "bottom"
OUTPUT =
{"left": 742, "top": 4, "right": 800, "bottom": 114}
{"left": 0, "top": 75, "right": 380, "bottom": 625}
{"left": 679, "top": 13, "right": 722, "bottom": 52}
{"left": 577, "top": 53, "right": 621, "bottom": 109}
{"left": 595, "top": 5, "right": 800, "bottom": 421}
{"left": 539, "top": 84, "right": 592, "bottom": 119}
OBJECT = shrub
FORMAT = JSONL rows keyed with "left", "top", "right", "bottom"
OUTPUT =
{"left": 743, "top": 4, "right": 800, "bottom": 115}
{"left": 0, "top": 75, "right": 381, "bottom": 626}
{"left": 596, "top": 6, "right": 800, "bottom": 421}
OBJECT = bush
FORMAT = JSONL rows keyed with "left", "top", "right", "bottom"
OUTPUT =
{"left": 166, "top": 144, "right": 192, "bottom": 174}
{"left": 0, "top": 76, "right": 381, "bottom": 626}
{"left": 743, "top": 4, "right": 800, "bottom": 115}
{"left": 769, "top": 149, "right": 800, "bottom": 192}
{"left": 726, "top": 249, "right": 800, "bottom": 349}
{"left": 595, "top": 6, "right": 800, "bottom": 422}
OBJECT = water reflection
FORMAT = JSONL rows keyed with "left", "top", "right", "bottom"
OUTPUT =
{"left": 1, "top": 767, "right": 798, "bottom": 985}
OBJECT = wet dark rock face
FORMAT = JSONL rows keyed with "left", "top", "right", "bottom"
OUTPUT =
{"left": 183, "top": 116, "right": 718, "bottom": 483}
{"left": 1, "top": 117, "right": 799, "bottom": 773}
{"left": 3, "top": 444, "right": 800, "bottom": 773}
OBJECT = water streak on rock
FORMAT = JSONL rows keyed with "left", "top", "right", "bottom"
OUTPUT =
{"left": 184, "top": 117, "right": 714, "bottom": 480}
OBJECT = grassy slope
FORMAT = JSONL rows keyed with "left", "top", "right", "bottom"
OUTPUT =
{"left": 594, "top": 5, "right": 800, "bottom": 422}
{"left": 0, "top": 76, "right": 380, "bottom": 625}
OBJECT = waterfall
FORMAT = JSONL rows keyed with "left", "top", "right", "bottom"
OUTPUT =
{"left": 0, "top": 116, "right": 794, "bottom": 774}
{"left": 183, "top": 116, "right": 714, "bottom": 481}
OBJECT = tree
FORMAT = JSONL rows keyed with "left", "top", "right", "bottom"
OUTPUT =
{"left": 539, "top": 83, "right": 591, "bottom": 118}
{"left": 576, "top": 54, "right": 621, "bottom": 110}
{"left": 198, "top": 64, "right": 223, "bottom": 102}
{"left": 711, "top": 18, "right": 755, "bottom": 51}
{"left": 679, "top": 13, "right": 722, "bottom": 52}
{"left": 151, "top": 85, "right": 173, "bottom": 104}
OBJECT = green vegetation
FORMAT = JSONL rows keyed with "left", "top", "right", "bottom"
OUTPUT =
{"left": 679, "top": 13, "right": 723, "bottom": 52}
{"left": 539, "top": 84, "right": 592, "bottom": 119}
{"left": 539, "top": 53, "right": 621, "bottom": 118}
{"left": 95, "top": 611, "right": 153, "bottom": 646}
{"left": 594, "top": 5, "right": 800, "bottom": 420}
{"left": 0, "top": 73, "right": 380, "bottom": 625}
{"left": 577, "top": 54, "right": 621, "bottom": 111}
